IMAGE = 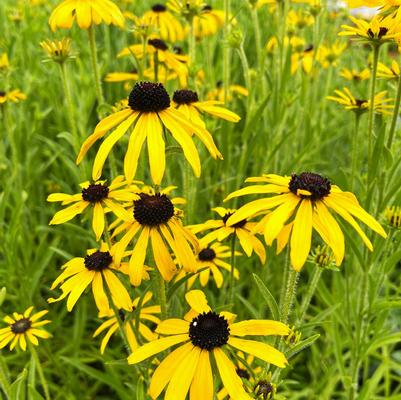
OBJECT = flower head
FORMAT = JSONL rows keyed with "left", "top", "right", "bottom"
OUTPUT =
{"left": 0, "top": 53, "right": 10, "bottom": 72}
{"left": 316, "top": 41, "right": 347, "bottom": 68}
{"left": 127, "top": 290, "right": 289, "bottom": 400}
{"left": 0, "top": 89, "right": 26, "bottom": 104}
{"left": 384, "top": 205, "right": 401, "bottom": 228}
{"left": 48, "top": 242, "right": 137, "bottom": 312}
{"left": 207, "top": 82, "right": 249, "bottom": 102}
{"left": 0, "top": 307, "right": 51, "bottom": 351}
{"left": 340, "top": 67, "right": 370, "bottom": 81}
{"left": 377, "top": 59, "right": 401, "bottom": 78}
{"left": 40, "top": 38, "right": 73, "bottom": 64}
{"left": 49, "top": 0, "right": 125, "bottom": 30}
{"left": 224, "top": 173, "right": 387, "bottom": 271}
{"left": 77, "top": 82, "right": 222, "bottom": 185}
{"left": 47, "top": 176, "right": 138, "bottom": 240}
{"left": 93, "top": 292, "right": 160, "bottom": 353}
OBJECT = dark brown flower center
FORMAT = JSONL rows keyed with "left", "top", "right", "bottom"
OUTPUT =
{"left": 152, "top": 4, "right": 166, "bottom": 12}
{"left": 133, "top": 193, "right": 174, "bottom": 226}
{"left": 128, "top": 82, "right": 170, "bottom": 112}
{"left": 198, "top": 248, "right": 216, "bottom": 261}
{"left": 81, "top": 183, "right": 109, "bottom": 203}
{"left": 255, "top": 380, "right": 274, "bottom": 399}
{"left": 355, "top": 98, "right": 367, "bottom": 107}
{"left": 368, "top": 27, "right": 388, "bottom": 39}
{"left": 148, "top": 38, "right": 168, "bottom": 51}
{"left": 173, "top": 46, "right": 183, "bottom": 54}
{"left": 189, "top": 311, "right": 230, "bottom": 350}
{"left": 288, "top": 172, "right": 331, "bottom": 200}
{"left": 84, "top": 251, "right": 113, "bottom": 271}
{"left": 236, "top": 368, "right": 250, "bottom": 380}
{"left": 222, "top": 212, "right": 247, "bottom": 228}
{"left": 11, "top": 318, "right": 31, "bottom": 334}
{"left": 0, "top": 91, "right": 6, "bottom": 97}
{"left": 173, "top": 89, "right": 199, "bottom": 105}
{"left": 202, "top": 5, "right": 212, "bottom": 11}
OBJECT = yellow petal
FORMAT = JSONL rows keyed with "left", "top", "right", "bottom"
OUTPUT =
{"left": 230, "top": 320, "right": 290, "bottom": 337}
{"left": 185, "top": 290, "right": 211, "bottom": 314}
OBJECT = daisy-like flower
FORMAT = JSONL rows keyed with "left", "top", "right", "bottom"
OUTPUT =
{"left": 340, "top": 67, "right": 370, "bottom": 81}
{"left": 338, "top": 14, "right": 401, "bottom": 44}
{"left": 141, "top": 4, "right": 185, "bottom": 42}
{"left": 309, "top": 245, "right": 337, "bottom": 269}
{"left": 94, "top": 292, "right": 160, "bottom": 354}
{"left": 127, "top": 290, "right": 289, "bottom": 400}
{"left": 49, "top": 0, "right": 125, "bottom": 31}
{"left": 207, "top": 81, "right": 249, "bottom": 102}
{"left": 0, "top": 89, "right": 26, "bottom": 104}
{"left": 291, "top": 45, "right": 314, "bottom": 75}
{"left": 224, "top": 173, "right": 387, "bottom": 271}
{"left": 76, "top": 81, "right": 222, "bottom": 185}
{"left": 40, "top": 38, "right": 73, "bottom": 64}
{"left": 47, "top": 176, "right": 138, "bottom": 240}
{"left": 316, "top": 41, "right": 347, "bottom": 68}
{"left": 287, "top": 9, "right": 315, "bottom": 32}
{"left": 192, "top": 5, "right": 226, "bottom": 39}
{"left": 188, "top": 207, "right": 266, "bottom": 263}
{"left": 327, "top": 88, "right": 394, "bottom": 115}
{"left": 377, "top": 60, "right": 401, "bottom": 78}
{"left": 112, "top": 186, "right": 199, "bottom": 286}
{"left": 384, "top": 205, "right": 401, "bottom": 228}
{"left": 172, "top": 89, "right": 240, "bottom": 129}
{"left": 48, "top": 243, "right": 134, "bottom": 312}
{"left": 118, "top": 38, "right": 189, "bottom": 78}
{"left": 176, "top": 239, "right": 240, "bottom": 289}
{"left": 0, "top": 307, "right": 51, "bottom": 351}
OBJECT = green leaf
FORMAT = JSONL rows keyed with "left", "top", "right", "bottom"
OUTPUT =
{"left": 10, "top": 368, "right": 28, "bottom": 400}
{"left": 285, "top": 334, "right": 320, "bottom": 359}
{"left": 252, "top": 273, "right": 279, "bottom": 320}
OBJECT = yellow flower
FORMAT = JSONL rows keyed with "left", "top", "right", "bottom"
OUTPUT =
{"left": 141, "top": 4, "right": 185, "bottom": 42}
{"left": 224, "top": 173, "right": 387, "bottom": 271}
{"left": 384, "top": 205, "right": 401, "bottom": 228}
{"left": 40, "top": 38, "right": 73, "bottom": 64}
{"left": 316, "top": 41, "right": 347, "bottom": 68}
{"left": 176, "top": 239, "right": 240, "bottom": 289}
{"left": 118, "top": 38, "right": 189, "bottom": 78}
{"left": 0, "top": 89, "right": 26, "bottom": 104}
{"left": 112, "top": 186, "right": 199, "bottom": 286}
{"left": 0, "top": 307, "right": 51, "bottom": 351}
{"left": 93, "top": 292, "right": 160, "bottom": 354}
{"left": 49, "top": 0, "right": 125, "bottom": 31}
{"left": 192, "top": 5, "right": 226, "bottom": 39}
{"left": 377, "top": 59, "right": 401, "bottom": 78}
{"left": 339, "top": 14, "right": 401, "bottom": 44}
{"left": 127, "top": 290, "right": 289, "bottom": 400}
{"left": 309, "top": 245, "right": 337, "bottom": 269}
{"left": 287, "top": 9, "right": 315, "bottom": 32}
{"left": 207, "top": 82, "right": 249, "bottom": 102}
{"left": 76, "top": 82, "right": 222, "bottom": 185}
{"left": 327, "top": 88, "right": 394, "bottom": 115}
{"left": 47, "top": 176, "right": 138, "bottom": 240}
{"left": 340, "top": 67, "right": 370, "bottom": 81}
{"left": 48, "top": 242, "right": 134, "bottom": 312}
{"left": 291, "top": 45, "right": 314, "bottom": 75}
{"left": 172, "top": 89, "right": 240, "bottom": 129}
{"left": 188, "top": 206, "right": 266, "bottom": 263}
{"left": 0, "top": 53, "right": 10, "bottom": 72}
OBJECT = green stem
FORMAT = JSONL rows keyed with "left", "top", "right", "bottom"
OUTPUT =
{"left": 156, "top": 271, "right": 167, "bottom": 320}
{"left": 280, "top": 266, "right": 299, "bottom": 324}
{"left": 227, "top": 234, "right": 237, "bottom": 308}
{"left": 387, "top": 71, "right": 401, "bottom": 149}
{"left": 0, "top": 355, "right": 11, "bottom": 398}
{"left": 58, "top": 62, "right": 78, "bottom": 150}
{"left": 367, "top": 44, "right": 380, "bottom": 186}
{"left": 237, "top": 43, "right": 251, "bottom": 102}
{"left": 153, "top": 51, "right": 159, "bottom": 82}
{"left": 223, "top": 0, "right": 231, "bottom": 102}
{"left": 87, "top": 25, "right": 105, "bottom": 109}
{"left": 29, "top": 343, "right": 50, "bottom": 400}
{"left": 298, "top": 267, "right": 322, "bottom": 324}
{"left": 351, "top": 114, "right": 361, "bottom": 191}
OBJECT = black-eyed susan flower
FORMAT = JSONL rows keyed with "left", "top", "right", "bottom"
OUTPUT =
{"left": 377, "top": 60, "right": 401, "bottom": 78}
{"left": 176, "top": 239, "right": 240, "bottom": 289}
{"left": 127, "top": 290, "right": 289, "bottom": 400}
{"left": 40, "top": 38, "right": 73, "bottom": 64}
{"left": 327, "top": 88, "right": 394, "bottom": 115}
{"left": 291, "top": 44, "right": 314, "bottom": 75}
{"left": 287, "top": 9, "right": 315, "bottom": 33}
{"left": 0, "top": 89, "right": 26, "bottom": 104}
{"left": 77, "top": 82, "right": 222, "bottom": 185}
{"left": 141, "top": 4, "right": 185, "bottom": 42}
{"left": 316, "top": 41, "right": 347, "bottom": 68}
{"left": 48, "top": 243, "right": 134, "bottom": 312}
{"left": 309, "top": 245, "right": 337, "bottom": 269}
{"left": 112, "top": 186, "right": 199, "bottom": 286}
{"left": 94, "top": 292, "right": 160, "bottom": 354}
{"left": 207, "top": 81, "right": 249, "bottom": 102}
{"left": 0, "top": 307, "right": 51, "bottom": 351}
{"left": 172, "top": 89, "right": 241, "bottom": 129}
{"left": 339, "top": 14, "right": 401, "bottom": 44}
{"left": 188, "top": 207, "right": 266, "bottom": 263}
{"left": 47, "top": 176, "right": 138, "bottom": 240}
{"left": 49, "top": 0, "right": 125, "bottom": 31}
{"left": 384, "top": 205, "right": 401, "bottom": 228}
{"left": 225, "top": 173, "right": 387, "bottom": 271}
{"left": 340, "top": 67, "right": 370, "bottom": 81}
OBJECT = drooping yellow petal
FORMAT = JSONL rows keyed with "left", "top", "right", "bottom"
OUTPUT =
{"left": 189, "top": 349, "right": 214, "bottom": 400}
{"left": 146, "top": 113, "right": 165, "bottom": 185}
{"left": 156, "top": 319, "right": 189, "bottom": 335}
{"left": 92, "top": 203, "right": 105, "bottom": 240}
{"left": 129, "top": 227, "right": 150, "bottom": 286}
{"left": 185, "top": 290, "right": 211, "bottom": 314}
{"left": 230, "top": 320, "right": 290, "bottom": 337}
{"left": 49, "top": 201, "right": 89, "bottom": 225}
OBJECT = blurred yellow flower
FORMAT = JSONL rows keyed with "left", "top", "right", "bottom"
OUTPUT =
{"left": 340, "top": 67, "right": 370, "bottom": 81}
{"left": 316, "top": 41, "right": 347, "bottom": 68}
{"left": 377, "top": 59, "right": 401, "bottom": 78}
